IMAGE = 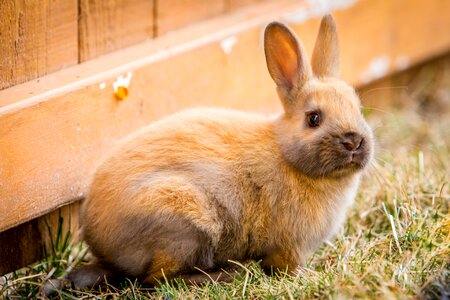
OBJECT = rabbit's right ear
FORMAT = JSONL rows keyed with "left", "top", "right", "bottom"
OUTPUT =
{"left": 264, "top": 22, "right": 311, "bottom": 93}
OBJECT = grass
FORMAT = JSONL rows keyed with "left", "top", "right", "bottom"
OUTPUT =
{"left": 1, "top": 105, "right": 449, "bottom": 299}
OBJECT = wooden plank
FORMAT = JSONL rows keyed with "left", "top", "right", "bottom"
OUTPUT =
{"left": 332, "top": 0, "right": 450, "bottom": 84}
{"left": 0, "top": 0, "right": 78, "bottom": 90}
{"left": 1, "top": 0, "right": 450, "bottom": 235}
{"left": 390, "top": 0, "right": 450, "bottom": 66}
{"left": 79, "top": 0, "right": 154, "bottom": 62}
{"left": 0, "top": 203, "right": 80, "bottom": 275}
{"left": 226, "top": 0, "right": 261, "bottom": 11}
{"left": 155, "top": 0, "right": 225, "bottom": 35}
{"left": 0, "top": 219, "right": 41, "bottom": 275}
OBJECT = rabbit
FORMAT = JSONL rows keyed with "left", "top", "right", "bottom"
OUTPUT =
{"left": 69, "top": 14, "right": 374, "bottom": 288}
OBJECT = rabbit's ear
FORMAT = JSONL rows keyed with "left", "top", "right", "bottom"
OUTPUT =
{"left": 264, "top": 22, "right": 311, "bottom": 92}
{"left": 311, "top": 14, "right": 339, "bottom": 78}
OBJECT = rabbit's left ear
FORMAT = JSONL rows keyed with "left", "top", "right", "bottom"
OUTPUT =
{"left": 311, "top": 14, "right": 339, "bottom": 78}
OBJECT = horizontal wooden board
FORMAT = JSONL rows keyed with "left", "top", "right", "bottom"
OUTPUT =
{"left": 1, "top": 0, "right": 450, "bottom": 235}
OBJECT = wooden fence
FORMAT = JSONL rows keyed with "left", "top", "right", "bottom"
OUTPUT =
{"left": 1, "top": 0, "right": 449, "bottom": 274}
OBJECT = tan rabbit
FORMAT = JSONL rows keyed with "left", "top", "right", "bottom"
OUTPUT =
{"left": 71, "top": 14, "right": 374, "bottom": 288}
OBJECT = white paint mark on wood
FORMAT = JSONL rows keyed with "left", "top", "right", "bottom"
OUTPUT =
{"left": 282, "top": 0, "right": 358, "bottom": 24}
{"left": 360, "top": 56, "right": 390, "bottom": 84}
{"left": 99, "top": 82, "right": 106, "bottom": 89}
{"left": 220, "top": 35, "right": 237, "bottom": 55}
{"left": 395, "top": 56, "right": 410, "bottom": 70}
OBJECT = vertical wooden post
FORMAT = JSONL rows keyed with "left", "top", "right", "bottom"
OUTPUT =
{"left": 78, "top": 0, "right": 154, "bottom": 62}
{"left": 0, "top": 0, "right": 78, "bottom": 90}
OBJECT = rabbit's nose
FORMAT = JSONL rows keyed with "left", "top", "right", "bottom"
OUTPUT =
{"left": 341, "top": 132, "right": 363, "bottom": 151}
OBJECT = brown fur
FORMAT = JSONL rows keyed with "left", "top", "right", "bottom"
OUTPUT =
{"left": 75, "top": 15, "right": 374, "bottom": 288}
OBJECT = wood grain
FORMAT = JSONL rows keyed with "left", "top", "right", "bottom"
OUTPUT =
{"left": 155, "top": 0, "right": 225, "bottom": 35}
{"left": 79, "top": 0, "right": 154, "bottom": 62}
{"left": 0, "top": 0, "right": 78, "bottom": 90}
{"left": 0, "top": 219, "right": 41, "bottom": 275}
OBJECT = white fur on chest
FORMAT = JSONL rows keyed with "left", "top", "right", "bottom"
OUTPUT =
{"left": 293, "top": 175, "right": 360, "bottom": 253}
{"left": 325, "top": 177, "right": 359, "bottom": 240}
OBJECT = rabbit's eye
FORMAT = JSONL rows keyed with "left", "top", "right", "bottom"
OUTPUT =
{"left": 307, "top": 112, "right": 320, "bottom": 127}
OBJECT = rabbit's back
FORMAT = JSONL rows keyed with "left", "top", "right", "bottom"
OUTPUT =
{"left": 87, "top": 108, "right": 277, "bottom": 207}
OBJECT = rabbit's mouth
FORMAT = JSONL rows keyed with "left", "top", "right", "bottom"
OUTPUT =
{"left": 326, "top": 145, "right": 372, "bottom": 177}
{"left": 345, "top": 160, "right": 363, "bottom": 169}
{"left": 326, "top": 160, "right": 365, "bottom": 177}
